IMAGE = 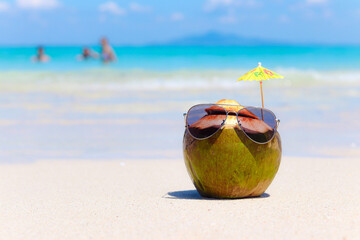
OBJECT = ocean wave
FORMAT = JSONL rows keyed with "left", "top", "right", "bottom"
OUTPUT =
{"left": 0, "top": 68, "right": 359, "bottom": 92}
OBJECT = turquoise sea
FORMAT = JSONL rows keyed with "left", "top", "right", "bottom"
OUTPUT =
{"left": 0, "top": 46, "right": 359, "bottom": 162}
{"left": 1, "top": 45, "right": 360, "bottom": 71}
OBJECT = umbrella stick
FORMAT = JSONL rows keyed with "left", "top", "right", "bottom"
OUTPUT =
{"left": 260, "top": 81, "right": 264, "bottom": 108}
{"left": 260, "top": 81, "right": 264, "bottom": 120}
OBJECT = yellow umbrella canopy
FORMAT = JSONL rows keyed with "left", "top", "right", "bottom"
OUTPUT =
{"left": 237, "top": 62, "right": 284, "bottom": 108}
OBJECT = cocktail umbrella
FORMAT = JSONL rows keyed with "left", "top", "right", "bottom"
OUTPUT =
{"left": 237, "top": 62, "right": 284, "bottom": 109}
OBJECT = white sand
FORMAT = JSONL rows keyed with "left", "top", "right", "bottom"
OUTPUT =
{"left": 0, "top": 157, "right": 359, "bottom": 240}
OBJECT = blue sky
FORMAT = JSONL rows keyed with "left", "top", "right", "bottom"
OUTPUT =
{"left": 0, "top": 0, "right": 359, "bottom": 45}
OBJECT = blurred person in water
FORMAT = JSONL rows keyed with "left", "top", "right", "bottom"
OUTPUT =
{"left": 100, "top": 37, "right": 117, "bottom": 63}
{"left": 77, "top": 47, "right": 99, "bottom": 61}
{"left": 31, "top": 46, "right": 50, "bottom": 63}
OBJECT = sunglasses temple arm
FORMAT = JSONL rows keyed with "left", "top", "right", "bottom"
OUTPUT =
{"left": 276, "top": 119, "right": 280, "bottom": 129}
{"left": 183, "top": 113, "right": 187, "bottom": 127}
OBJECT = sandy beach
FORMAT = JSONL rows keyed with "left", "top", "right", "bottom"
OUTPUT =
{"left": 0, "top": 156, "right": 359, "bottom": 239}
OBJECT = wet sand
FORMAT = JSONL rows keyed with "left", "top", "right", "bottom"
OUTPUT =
{"left": 0, "top": 156, "right": 359, "bottom": 239}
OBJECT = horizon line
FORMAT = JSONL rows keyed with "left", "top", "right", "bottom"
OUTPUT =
{"left": 0, "top": 43, "right": 360, "bottom": 47}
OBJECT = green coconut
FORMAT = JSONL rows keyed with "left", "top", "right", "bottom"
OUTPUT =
{"left": 183, "top": 99, "right": 282, "bottom": 198}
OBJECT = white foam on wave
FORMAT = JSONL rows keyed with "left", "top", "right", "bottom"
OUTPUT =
{"left": 0, "top": 68, "right": 359, "bottom": 92}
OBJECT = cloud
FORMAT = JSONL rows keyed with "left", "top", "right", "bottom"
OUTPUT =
{"left": 205, "top": 0, "right": 233, "bottom": 11}
{"left": 356, "top": 9, "right": 360, "bottom": 17}
{"left": 306, "top": 0, "right": 328, "bottom": 5}
{"left": 0, "top": 1, "right": 10, "bottom": 12}
{"left": 99, "top": 1, "right": 125, "bottom": 15}
{"left": 170, "top": 12, "right": 184, "bottom": 21}
{"left": 290, "top": 0, "right": 332, "bottom": 19}
{"left": 16, "top": 0, "right": 60, "bottom": 10}
{"left": 204, "top": 0, "right": 260, "bottom": 24}
{"left": 219, "top": 15, "right": 236, "bottom": 23}
{"left": 129, "top": 2, "right": 151, "bottom": 13}
{"left": 278, "top": 14, "right": 290, "bottom": 23}
{"left": 204, "top": 0, "right": 260, "bottom": 12}
{"left": 322, "top": 8, "right": 333, "bottom": 18}
{"left": 219, "top": 10, "right": 237, "bottom": 23}
{"left": 291, "top": 0, "right": 328, "bottom": 9}
{"left": 28, "top": 12, "right": 48, "bottom": 27}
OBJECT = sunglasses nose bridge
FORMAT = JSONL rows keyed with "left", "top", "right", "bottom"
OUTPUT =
{"left": 223, "top": 111, "right": 241, "bottom": 129}
{"left": 227, "top": 110, "right": 237, "bottom": 115}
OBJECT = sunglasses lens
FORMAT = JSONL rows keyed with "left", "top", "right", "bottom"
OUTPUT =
{"left": 237, "top": 107, "right": 277, "bottom": 143}
{"left": 187, "top": 104, "right": 227, "bottom": 139}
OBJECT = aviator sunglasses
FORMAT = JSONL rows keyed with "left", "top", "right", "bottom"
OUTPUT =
{"left": 184, "top": 104, "right": 280, "bottom": 144}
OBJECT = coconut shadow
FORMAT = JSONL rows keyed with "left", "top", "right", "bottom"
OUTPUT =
{"left": 164, "top": 190, "right": 270, "bottom": 200}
